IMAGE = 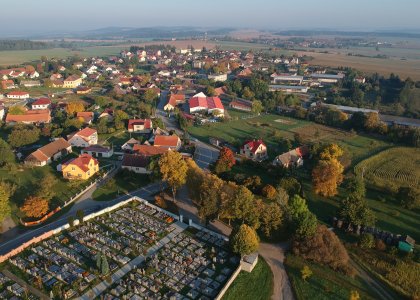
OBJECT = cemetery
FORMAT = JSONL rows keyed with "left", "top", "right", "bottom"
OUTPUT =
{"left": 0, "top": 198, "right": 240, "bottom": 299}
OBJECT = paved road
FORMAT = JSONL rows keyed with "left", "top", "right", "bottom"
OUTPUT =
{"left": 0, "top": 182, "right": 162, "bottom": 256}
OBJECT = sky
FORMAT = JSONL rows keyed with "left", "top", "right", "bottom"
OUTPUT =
{"left": 1, "top": 0, "right": 420, "bottom": 37}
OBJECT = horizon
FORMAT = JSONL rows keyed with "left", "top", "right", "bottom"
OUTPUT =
{"left": 1, "top": 0, "right": 420, "bottom": 37}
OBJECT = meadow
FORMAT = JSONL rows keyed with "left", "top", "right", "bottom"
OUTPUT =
{"left": 189, "top": 110, "right": 391, "bottom": 166}
{"left": 354, "top": 147, "right": 420, "bottom": 192}
{"left": 284, "top": 254, "right": 380, "bottom": 300}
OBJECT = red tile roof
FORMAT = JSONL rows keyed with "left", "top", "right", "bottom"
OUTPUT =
{"left": 241, "top": 139, "right": 266, "bottom": 154}
{"left": 133, "top": 145, "right": 168, "bottom": 157}
{"left": 71, "top": 127, "right": 97, "bottom": 139}
{"left": 154, "top": 135, "right": 180, "bottom": 148}
{"left": 32, "top": 98, "right": 51, "bottom": 106}
{"left": 7, "top": 91, "right": 29, "bottom": 96}
{"left": 128, "top": 119, "right": 152, "bottom": 130}
{"left": 63, "top": 154, "right": 98, "bottom": 172}
{"left": 6, "top": 110, "right": 51, "bottom": 123}
{"left": 189, "top": 94, "right": 224, "bottom": 110}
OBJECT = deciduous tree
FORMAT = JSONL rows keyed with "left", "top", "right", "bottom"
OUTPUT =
{"left": 0, "top": 138, "right": 15, "bottom": 167}
{"left": 312, "top": 159, "right": 344, "bottom": 197}
{"left": 66, "top": 101, "right": 85, "bottom": 115}
{"left": 21, "top": 196, "right": 49, "bottom": 218}
{"left": 159, "top": 151, "right": 188, "bottom": 201}
{"left": 262, "top": 184, "right": 277, "bottom": 200}
{"left": 230, "top": 224, "right": 259, "bottom": 256}
{"left": 214, "top": 147, "right": 236, "bottom": 174}
{"left": 0, "top": 182, "right": 14, "bottom": 223}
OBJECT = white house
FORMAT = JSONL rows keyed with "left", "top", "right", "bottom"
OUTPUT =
{"left": 31, "top": 98, "right": 51, "bottom": 110}
{"left": 121, "top": 154, "right": 151, "bottom": 174}
{"left": 67, "top": 127, "right": 98, "bottom": 147}
{"left": 6, "top": 91, "right": 29, "bottom": 99}
{"left": 208, "top": 73, "right": 228, "bottom": 82}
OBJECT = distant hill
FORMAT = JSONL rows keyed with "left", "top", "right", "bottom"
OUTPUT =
{"left": 274, "top": 30, "right": 420, "bottom": 39}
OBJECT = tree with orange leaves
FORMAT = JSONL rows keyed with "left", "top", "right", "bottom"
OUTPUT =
{"left": 21, "top": 196, "right": 49, "bottom": 218}
{"left": 66, "top": 101, "right": 85, "bottom": 115}
{"left": 312, "top": 144, "right": 344, "bottom": 197}
{"left": 214, "top": 147, "right": 236, "bottom": 174}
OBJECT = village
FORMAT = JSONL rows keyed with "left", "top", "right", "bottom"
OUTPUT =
{"left": 0, "top": 40, "right": 419, "bottom": 300}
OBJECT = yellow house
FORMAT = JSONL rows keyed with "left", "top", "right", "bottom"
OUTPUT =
{"left": 62, "top": 154, "right": 99, "bottom": 180}
{"left": 63, "top": 75, "right": 82, "bottom": 88}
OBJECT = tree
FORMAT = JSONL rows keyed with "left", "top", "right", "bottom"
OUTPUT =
{"left": 0, "top": 182, "right": 14, "bottom": 223}
{"left": 96, "top": 117, "right": 109, "bottom": 134}
{"left": 8, "top": 105, "right": 26, "bottom": 115}
{"left": 262, "top": 184, "right": 277, "bottom": 200}
{"left": 344, "top": 176, "right": 366, "bottom": 201}
{"left": 114, "top": 110, "right": 129, "bottom": 130}
{"left": 251, "top": 100, "right": 263, "bottom": 114}
{"left": 36, "top": 173, "right": 57, "bottom": 201}
{"left": 359, "top": 233, "right": 374, "bottom": 249}
{"left": 66, "top": 101, "right": 85, "bottom": 115}
{"left": 397, "top": 187, "right": 420, "bottom": 209}
{"left": 8, "top": 125, "right": 41, "bottom": 148}
{"left": 339, "top": 197, "right": 375, "bottom": 226}
{"left": 101, "top": 254, "right": 109, "bottom": 275}
{"left": 301, "top": 265, "right": 313, "bottom": 281}
{"left": 230, "top": 224, "right": 259, "bottom": 256}
{"left": 205, "top": 86, "right": 215, "bottom": 96}
{"left": 196, "top": 173, "right": 224, "bottom": 223}
{"left": 364, "top": 112, "right": 381, "bottom": 132}
{"left": 63, "top": 118, "right": 83, "bottom": 131}
{"left": 260, "top": 203, "right": 283, "bottom": 238}
{"left": 312, "top": 159, "right": 344, "bottom": 197}
{"left": 76, "top": 209, "right": 84, "bottom": 223}
{"left": 0, "top": 138, "right": 15, "bottom": 167}
{"left": 214, "top": 147, "right": 236, "bottom": 174}
{"left": 279, "top": 178, "right": 301, "bottom": 197}
{"left": 349, "top": 290, "right": 360, "bottom": 300}
{"left": 158, "top": 151, "right": 188, "bottom": 201}
{"left": 294, "top": 133, "right": 304, "bottom": 145}
{"left": 242, "top": 86, "right": 254, "bottom": 100}
{"left": 288, "top": 195, "right": 317, "bottom": 238}
{"left": 21, "top": 196, "right": 49, "bottom": 218}
{"left": 293, "top": 225, "right": 353, "bottom": 275}
{"left": 68, "top": 216, "right": 75, "bottom": 227}
{"left": 143, "top": 89, "right": 158, "bottom": 104}
{"left": 232, "top": 186, "right": 256, "bottom": 225}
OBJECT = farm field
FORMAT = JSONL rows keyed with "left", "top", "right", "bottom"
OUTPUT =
{"left": 188, "top": 111, "right": 391, "bottom": 166}
{"left": 223, "top": 256, "right": 273, "bottom": 300}
{"left": 0, "top": 40, "right": 217, "bottom": 66}
{"left": 284, "top": 254, "right": 379, "bottom": 300}
{"left": 297, "top": 50, "right": 420, "bottom": 80}
{"left": 354, "top": 147, "right": 420, "bottom": 192}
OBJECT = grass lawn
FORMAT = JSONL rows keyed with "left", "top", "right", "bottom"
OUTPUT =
{"left": 284, "top": 254, "right": 378, "bottom": 300}
{"left": 0, "top": 164, "right": 88, "bottom": 220}
{"left": 189, "top": 112, "right": 391, "bottom": 165}
{"left": 92, "top": 170, "right": 151, "bottom": 201}
{"left": 223, "top": 256, "right": 273, "bottom": 300}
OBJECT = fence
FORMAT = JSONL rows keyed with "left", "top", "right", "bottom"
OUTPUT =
{"left": 21, "top": 166, "right": 117, "bottom": 227}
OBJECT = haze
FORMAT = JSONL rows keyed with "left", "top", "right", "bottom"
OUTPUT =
{"left": 1, "top": 0, "right": 420, "bottom": 37}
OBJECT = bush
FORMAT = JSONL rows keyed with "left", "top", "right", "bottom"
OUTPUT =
{"left": 375, "top": 239, "right": 387, "bottom": 251}
{"left": 359, "top": 233, "right": 374, "bottom": 249}
{"left": 292, "top": 225, "right": 354, "bottom": 275}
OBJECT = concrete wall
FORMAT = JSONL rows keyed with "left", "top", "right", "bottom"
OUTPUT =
{"left": 214, "top": 265, "right": 242, "bottom": 300}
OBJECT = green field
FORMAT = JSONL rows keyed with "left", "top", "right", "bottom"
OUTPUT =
{"left": 355, "top": 147, "right": 420, "bottom": 192}
{"left": 0, "top": 45, "right": 128, "bottom": 66}
{"left": 284, "top": 254, "right": 378, "bottom": 300}
{"left": 189, "top": 111, "right": 391, "bottom": 166}
{"left": 223, "top": 256, "right": 273, "bottom": 300}
{"left": 92, "top": 170, "right": 151, "bottom": 201}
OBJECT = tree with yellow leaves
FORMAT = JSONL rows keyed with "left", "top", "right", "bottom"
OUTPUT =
{"left": 313, "top": 144, "right": 344, "bottom": 197}
{"left": 21, "top": 196, "right": 49, "bottom": 218}
{"left": 158, "top": 151, "right": 188, "bottom": 202}
{"left": 349, "top": 290, "right": 360, "bottom": 300}
{"left": 66, "top": 101, "right": 85, "bottom": 115}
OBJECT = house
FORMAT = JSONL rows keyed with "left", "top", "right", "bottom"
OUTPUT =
{"left": 21, "top": 80, "right": 41, "bottom": 87}
{"left": 189, "top": 92, "right": 224, "bottom": 115}
{"left": 25, "top": 138, "right": 72, "bottom": 167}
{"left": 153, "top": 135, "right": 181, "bottom": 150}
{"left": 31, "top": 98, "right": 51, "bottom": 110}
{"left": 164, "top": 93, "right": 185, "bottom": 111}
{"left": 121, "top": 154, "right": 151, "bottom": 174}
{"left": 67, "top": 128, "right": 98, "bottom": 147}
{"left": 269, "top": 85, "right": 309, "bottom": 93}
{"left": 98, "top": 108, "right": 114, "bottom": 121}
{"left": 62, "top": 154, "right": 99, "bottom": 180}
{"left": 214, "top": 86, "right": 228, "bottom": 97}
{"left": 121, "top": 138, "right": 140, "bottom": 151}
{"left": 240, "top": 139, "right": 268, "bottom": 161}
{"left": 127, "top": 119, "right": 153, "bottom": 133}
{"left": 81, "top": 145, "right": 113, "bottom": 158}
{"left": 133, "top": 144, "right": 168, "bottom": 157}
{"left": 63, "top": 75, "right": 82, "bottom": 88}
{"left": 208, "top": 73, "right": 228, "bottom": 82}
{"left": 6, "top": 109, "right": 51, "bottom": 125}
{"left": 229, "top": 99, "right": 252, "bottom": 112}
{"left": 272, "top": 146, "right": 309, "bottom": 168}
{"left": 77, "top": 112, "right": 94, "bottom": 124}
{"left": 6, "top": 91, "right": 29, "bottom": 99}
{"left": 76, "top": 86, "right": 92, "bottom": 95}
{"left": 310, "top": 73, "right": 345, "bottom": 84}
{"left": 237, "top": 68, "right": 252, "bottom": 78}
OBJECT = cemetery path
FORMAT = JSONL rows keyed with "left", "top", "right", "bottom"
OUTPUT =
{"left": 81, "top": 221, "right": 188, "bottom": 300}
{"left": 3, "top": 269, "right": 50, "bottom": 300}
{"left": 259, "top": 243, "right": 294, "bottom": 300}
